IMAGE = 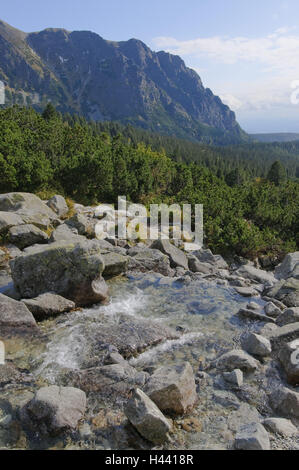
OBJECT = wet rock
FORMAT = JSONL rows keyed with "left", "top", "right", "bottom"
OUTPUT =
{"left": 270, "top": 387, "right": 299, "bottom": 418}
{"left": 262, "top": 418, "right": 298, "bottom": 437}
{"left": 125, "top": 388, "right": 172, "bottom": 445}
{"left": 213, "top": 390, "right": 240, "bottom": 409}
{"left": 65, "top": 213, "right": 96, "bottom": 238}
{"left": 241, "top": 332, "right": 272, "bottom": 357}
{"left": 269, "top": 322, "right": 299, "bottom": 348}
{"left": 10, "top": 240, "right": 107, "bottom": 306}
{"left": 236, "top": 308, "right": 276, "bottom": 324}
{"left": 101, "top": 252, "right": 128, "bottom": 277}
{"left": 264, "top": 302, "right": 281, "bottom": 319}
{"left": 127, "top": 248, "right": 174, "bottom": 276}
{"left": 265, "top": 278, "right": 299, "bottom": 307}
{"left": 22, "top": 293, "right": 76, "bottom": 321}
{"left": 0, "top": 364, "right": 32, "bottom": 387}
{"left": 279, "top": 340, "right": 299, "bottom": 386}
{"left": 21, "top": 386, "right": 86, "bottom": 435}
{"left": 234, "top": 422, "right": 270, "bottom": 450}
{"left": 0, "top": 212, "right": 24, "bottom": 234}
{"left": 275, "top": 252, "right": 299, "bottom": 280}
{"left": 0, "top": 293, "right": 36, "bottom": 328}
{"left": 235, "top": 265, "right": 275, "bottom": 286}
{"left": 49, "top": 224, "right": 86, "bottom": 243}
{"left": 46, "top": 195, "right": 69, "bottom": 218}
{"left": 151, "top": 240, "right": 188, "bottom": 270}
{"left": 234, "top": 287, "right": 257, "bottom": 297}
{"left": 216, "top": 350, "right": 260, "bottom": 373}
{"left": 223, "top": 369, "right": 243, "bottom": 388}
{"left": 9, "top": 224, "right": 48, "bottom": 249}
{"left": 144, "top": 362, "right": 197, "bottom": 416}
{"left": 277, "top": 308, "right": 299, "bottom": 326}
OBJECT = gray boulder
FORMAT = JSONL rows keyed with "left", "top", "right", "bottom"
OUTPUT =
{"left": 192, "top": 249, "right": 228, "bottom": 269}
{"left": 47, "top": 195, "right": 69, "bottom": 218}
{"left": 21, "top": 386, "right": 86, "bottom": 435}
{"left": 188, "top": 256, "right": 216, "bottom": 275}
{"left": 49, "top": 223, "right": 86, "bottom": 243}
{"left": 235, "top": 265, "right": 275, "bottom": 285}
{"left": 65, "top": 214, "right": 96, "bottom": 237}
{"left": 270, "top": 387, "right": 299, "bottom": 418}
{"left": 269, "top": 322, "right": 299, "bottom": 348}
{"left": 0, "top": 212, "right": 24, "bottom": 234}
{"left": 264, "top": 301, "right": 281, "bottom": 318}
{"left": 9, "top": 224, "right": 48, "bottom": 249}
{"left": 213, "top": 390, "right": 240, "bottom": 409}
{"left": 0, "top": 293, "right": 36, "bottom": 328}
{"left": 10, "top": 240, "right": 108, "bottom": 306}
{"left": 22, "top": 293, "right": 75, "bottom": 321}
{"left": 241, "top": 332, "right": 272, "bottom": 357}
{"left": 101, "top": 252, "right": 128, "bottom": 277}
{"left": 234, "top": 287, "right": 257, "bottom": 297}
{"left": 128, "top": 248, "right": 174, "bottom": 276}
{"left": 265, "top": 278, "right": 299, "bottom": 307}
{"left": 223, "top": 369, "right": 243, "bottom": 388}
{"left": 125, "top": 388, "right": 172, "bottom": 445}
{"left": 144, "top": 362, "right": 197, "bottom": 416}
{"left": 151, "top": 239, "right": 188, "bottom": 270}
{"left": 279, "top": 340, "right": 299, "bottom": 386}
{"left": 216, "top": 350, "right": 259, "bottom": 373}
{"left": 277, "top": 308, "right": 299, "bottom": 326}
{"left": 237, "top": 308, "right": 276, "bottom": 324}
{"left": 262, "top": 418, "right": 297, "bottom": 437}
{"left": 234, "top": 422, "right": 270, "bottom": 450}
{"left": 275, "top": 252, "right": 299, "bottom": 280}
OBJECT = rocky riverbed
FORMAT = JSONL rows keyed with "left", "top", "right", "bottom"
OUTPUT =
{"left": 0, "top": 192, "right": 298, "bottom": 450}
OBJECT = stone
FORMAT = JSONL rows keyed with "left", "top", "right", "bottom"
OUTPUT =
{"left": 234, "top": 422, "right": 270, "bottom": 450}
{"left": 213, "top": 390, "right": 240, "bottom": 409}
{"left": 0, "top": 212, "right": 24, "bottom": 234}
{"left": 270, "top": 387, "right": 299, "bottom": 418}
{"left": 125, "top": 389, "right": 172, "bottom": 445}
{"left": 47, "top": 195, "right": 69, "bottom": 218}
{"left": 10, "top": 240, "right": 107, "bottom": 306}
{"left": 0, "top": 293, "right": 36, "bottom": 328}
{"left": 264, "top": 301, "right": 281, "bottom": 318}
{"left": 279, "top": 340, "right": 299, "bottom": 386}
{"left": 21, "top": 386, "right": 86, "bottom": 435}
{"left": 216, "top": 350, "right": 259, "bottom": 373}
{"left": 258, "top": 323, "right": 279, "bottom": 338}
{"left": 127, "top": 248, "right": 173, "bottom": 276}
{"left": 22, "top": 293, "right": 76, "bottom": 321}
{"left": 262, "top": 418, "right": 298, "bottom": 437}
{"left": 192, "top": 249, "right": 228, "bottom": 269}
{"left": 277, "top": 308, "right": 299, "bottom": 326}
{"left": 0, "top": 192, "right": 58, "bottom": 229}
{"left": 187, "top": 256, "right": 215, "bottom": 275}
{"left": 235, "top": 265, "right": 275, "bottom": 285}
{"left": 151, "top": 239, "right": 188, "bottom": 270}
{"left": 265, "top": 278, "right": 299, "bottom": 307}
{"left": 49, "top": 223, "right": 86, "bottom": 243}
{"left": 241, "top": 332, "right": 272, "bottom": 357}
{"left": 269, "top": 323, "right": 299, "bottom": 348}
{"left": 223, "top": 369, "right": 243, "bottom": 388}
{"left": 0, "top": 364, "right": 30, "bottom": 387}
{"left": 247, "top": 302, "right": 260, "bottom": 311}
{"left": 275, "top": 252, "right": 299, "bottom": 280}
{"left": 9, "top": 224, "right": 48, "bottom": 249}
{"left": 101, "top": 252, "right": 128, "bottom": 277}
{"left": 65, "top": 213, "right": 96, "bottom": 237}
{"left": 234, "top": 287, "right": 257, "bottom": 297}
{"left": 237, "top": 308, "right": 276, "bottom": 324}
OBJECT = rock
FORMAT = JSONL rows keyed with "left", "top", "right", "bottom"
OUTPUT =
{"left": 192, "top": 249, "right": 228, "bottom": 269}
{"left": 247, "top": 302, "right": 260, "bottom": 311}
{"left": 0, "top": 363, "right": 31, "bottom": 387}
{"left": 236, "top": 308, "right": 276, "bottom": 324}
{"left": 275, "top": 252, "right": 299, "bottom": 280}
{"left": 258, "top": 323, "right": 279, "bottom": 338}
{"left": 22, "top": 293, "right": 76, "bottom": 321}
{"left": 264, "top": 301, "right": 281, "bottom": 318}
{"left": 47, "top": 195, "right": 69, "bottom": 218}
{"left": 0, "top": 212, "right": 24, "bottom": 234}
{"left": 241, "top": 332, "right": 272, "bottom": 357}
{"left": 21, "top": 386, "right": 86, "bottom": 435}
{"left": 279, "top": 340, "right": 299, "bottom": 386}
{"left": 235, "top": 265, "right": 275, "bottom": 285}
{"left": 216, "top": 350, "right": 260, "bottom": 373}
{"left": 228, "top": 404, "right": 260, "bottom": 433}
{"left": 144, "top": 363, "right": 197, "bottom": 416}
{"left": 10, "top": 240, "right": 108, "bottom": 306}
{"left": 128, "top": 248, "right": 173, "bottom": 276}
{"left": 0, "top": 192, "right": 58, "bottom": 230}
{"left": 187, "top": 256, "right": 215, "bottom": 275}
{"left": 262, "top": 296, "right": 287, "bottom": 310}
{"left": 234, "top": 422, "right": 270, "bottom": 450}
{"left": 268, "top": 322, "right": 299, "bottom": 348}
{"left": 0, "top": 293, "right": 36, "bottom": 328}
{"left": 213, "top": 390, "right": 240, "bottom": 409}
{"left": 125, "top": 389, "right": 172, "bottom": 445}
{"left": 277, "top": 308, "right": 299, "bottom": 326}
{"left": 6, "top": 244, "right": 22, "bottom": 259}
{"left": 234, "top": 287, "right": 257, "bottom": 297}
{"left": 101, "top": 252, "right": 128, "bottom": 277}
{"left": 151, "top": 240, "right": 188, "bottom": 270}
{"left": 223, "top": 369, "right": 243, "bottom": 388}
{"left": 265, "top": 278, "right": 299, "bottom": 307}
{"left": 49, "top": 223, "right": 86, "bottom": 243}
{"left": 9, "top": 224, "right": 48, "bottom": 249}
{"left": 65, "top": 213, "right": 96, "bottom": 237}
{"left": 270, "top": 387, "right": 299, "bottom": 418}
{"left": 262, "top": 418, "right": 298, "bottom": 437}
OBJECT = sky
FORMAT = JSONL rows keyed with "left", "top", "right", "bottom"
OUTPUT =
{"left": 2, "top": 0, "right": 299, "bottom": 133}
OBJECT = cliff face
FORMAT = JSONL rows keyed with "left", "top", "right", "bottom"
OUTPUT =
{"left": 0, "top": 19, "right": 245, "bottom": 143}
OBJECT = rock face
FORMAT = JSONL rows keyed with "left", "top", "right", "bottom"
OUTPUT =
{"left": 10, "top": 240, "right": 107, "bottom": 306}
{"left": 128, "top": 248, "right": 173, "bottom": 276}
{"left": 270, "top": 387, "right": 299, "bottom": 418}
{"left": 151, "top": 240, "right": 188, "bottom": 270}
{"left": 21, "top": 386, "right": 86, "bottom": 435}
{"left": 275, "top": 252, "right": 299, "bottom": 280}
{"left": 279, "top": 340, "right": 299, "bottom": 386}
{"left": 234, "top": 422, "right": 270, "bottom": 450}
{"left": 125, "top": 389, "right": 172, "bottom": 445}
{"left": 216, "top": 350, "right": 259, "bottom": 373}
{"left": 144, "top": 363, "right": 197, "bottom": 416}
{"left": 0, "top": 212, "right": 24, "bottom": 234}
{"left": 9, "top": 224, "right": 48, "bottom": 249}
{"left": 235, "top": 265, "right": 275, "bottom": 285}
{"left": 266, "top": 278, "right": 299, "bottom": 307}
{"left": 277, "top": 308, "right": 299, "bottom": 326}
{"left": 22, "top": 293, "right": 76, "bottom": 321}
{"left": 0, "top": 293, "right": 36, "bottom": 328}
{"left": 46, "top": 195, "right": 69, "bottom": 218}
{"left": 263, "top": 418, "right": 298, "bottom": 437}
{"left": 241, "top": 333, "right": 272, "bottom": 357}
{"left": 0, "top": 193, "right": 58, "bottom": 229}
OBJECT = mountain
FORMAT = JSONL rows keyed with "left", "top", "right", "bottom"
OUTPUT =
{"left": 0, "top": 19, "right": 246, "bottom": 143}
{"left": 251, "top": 133, "right": 299, "bottom": 143}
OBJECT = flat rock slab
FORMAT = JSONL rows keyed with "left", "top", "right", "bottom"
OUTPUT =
{"left": 0, "top": 293, "right": 36, "bottom": 328}
{"left": 263, "top": 418, "right": 298, "bottom": 437}
{"left": 216, "top": 349, "right": 260, "bottom": 373}
{"left": 237, "top": 308, "right": 276, "bottom": 324}
{"left": 235, "top": 265, "right": 275, "bottom": 285}
{"left": 269, "top": 322, "right": 299, "bottom": 348}
{"left": 234, "top": 287, "right": 257, "bottom": 297}
{"left": 22, "top": 293, "right": 76, "bottom": 321}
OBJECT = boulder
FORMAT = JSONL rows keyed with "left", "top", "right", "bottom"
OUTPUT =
{"left": 10, "top": 240, "right": 108, "bottom": 306}
{"left": 49, "top": 224, "right": 86, "bottom": 243}
{"left": 279, "top": 340, "right": 299, "bottom": 386}
{"left": 265, "top": 278, "right": 299, "bottom": 307}
{"left": 0, "top": 293, "right": 36, "bottom": 328}
{"left": 128, "top": 248, "right": 174, "bottom": 276}
{"left": 236, "top": 308, "right": 276, "bottom": 324}
{"left": 247, "top": 302, "right": 260, "bottom": 311}
{"left": 0, "top": 193, "right": 58, "bottom": 229}
{"left": 270, "top": 387, "right": 299, "bottom": 418}
{"left": 144, "top": 362, "right": 197, "bottom": 416}
{"left": 22, "top": 293, "right": 76, "bottom": 321}
{"left": 125, "top": 388, "right": 172, "bottom": 445}
{"left": 234, "top": 422, "right": 270, "bottom": 450}
{"left": 151, "top": 240, "right": 188, "bottom": 270}
{"left": 235, "top": 265, "right": 275, "bottom": 285}
{"left": 223, "top": 369, "right": 244, "bottom": 388}
{"left": 101, "top": 252, "right": 128, "bottom": 277}
{"left": 0, "top": 212, "right": 24, "bottom": 234}
{"left": 269, "top": 323, "right": 299, "bottom": 348}
{"left": 275, "top": 252, "right": 299, "bottom": 280}
{"left": 65, "top": 214, "right": 96, "bottom": 237}
{"left": 192, "top": 249, "right": 228, "bottom": 269}
{"left": 188, "top": 257, "right": 215, "bottom": 275}
{"left": 234, "top": 287, "right": 257, "bottom": 297}
{"left": 262, "top": 418, "right": 297, "bottom": 437}
{"left": 277, "top": 308, "right": 299, "bottom": 326}
{"left": 264, "top": 301, "right": 281, "bottom": 318}
{"left": 47, "top": 195, "right": 69, "bottom": 218}
{"left": 241, "top": 333, "right": 272, "bottom": 357}
{"left": 9, "top": 224, "right": 48, "bottom": 249}
{"left": 21, "top": 386, "right": 86, "bottom": 435}
{"left": 213, "top": 390, "right": 240, "bottom": 409}
{"left": 216, "top": 350, "right": 259, "bottom": 373}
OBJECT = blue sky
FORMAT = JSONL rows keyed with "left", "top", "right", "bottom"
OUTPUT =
{"left": 2, "top": 0, "right": 299, "bottom": 133}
